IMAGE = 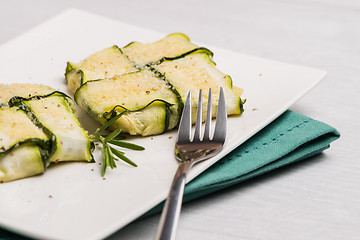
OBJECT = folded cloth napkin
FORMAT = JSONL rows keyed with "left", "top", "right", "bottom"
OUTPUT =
{"left": 142, "top": 110, "right": 340, "bottom": 217}
{"left": 0, "top": 110, "right": 340, "bottom": 239}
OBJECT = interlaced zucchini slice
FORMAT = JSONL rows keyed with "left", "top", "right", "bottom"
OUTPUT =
{"left": 152, "top": 48, "right": 243, "bottom": 123}
{"left": 65, "top": 45, "right": 138, "bottom": 93}
{"left": 122, "top": 33, "right": 198, "bottom": 66}
{"left": 0, "top": 143, "right": 45, "bottom": 183}
{"left": 0, "top": 105, "right": 49, "bottom": 155}
{"left": 75, "top": 69, "right": 179, "bottom": 136}
{"left": 20, "top": 92, "right": 94, "bottom": 163}
{"left": 0, "top": 105, "right": 49, "bottom": 182}
{"left": 0, "top": 83, "right": 94, "bottom": 183}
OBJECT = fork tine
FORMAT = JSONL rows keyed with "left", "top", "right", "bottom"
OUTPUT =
{"left": 177, "top": 91, "right": 192, "bottom": 143}
{"left": 203, "top": 88, "right": 212, "bottom": 141}
{"left": 213, "top": 87, "right": 227, "bottom": 142}
{"left": 193, "top": 89, "right": 203, "bottom": 141}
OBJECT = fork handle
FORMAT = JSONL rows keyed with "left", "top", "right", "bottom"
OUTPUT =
{"left": 155, "top": 160, "right": 193, "bottom": 240}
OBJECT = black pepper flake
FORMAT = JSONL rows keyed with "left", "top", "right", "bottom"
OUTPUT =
{"left": 48, "top": 195, "right": 53, "bottom": 198}
{"left": 145, "top": 90, "right": 150, "bottom": 94}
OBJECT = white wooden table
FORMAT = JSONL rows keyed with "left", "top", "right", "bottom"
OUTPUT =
{"left": 1, "top": 1, "right": 359, "bottom": 239}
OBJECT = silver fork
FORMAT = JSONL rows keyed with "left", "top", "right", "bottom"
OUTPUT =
{"left": 155, "top": 87, "right": 227, "bottom": 240}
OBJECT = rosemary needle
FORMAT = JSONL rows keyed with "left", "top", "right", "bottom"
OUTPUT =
{"left": 90, "top": 114, "right": 144, "bottom": 176}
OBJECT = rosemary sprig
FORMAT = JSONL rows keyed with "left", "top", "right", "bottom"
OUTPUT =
{"left": 90, "top": 114, "right": 145, "bottom": 176}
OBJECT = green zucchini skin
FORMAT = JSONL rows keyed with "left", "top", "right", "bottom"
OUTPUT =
{"left": 151, "top": 47, "right": 214, "bottom": 65}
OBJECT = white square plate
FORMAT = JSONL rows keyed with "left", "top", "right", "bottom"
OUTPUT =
{"left": 0, "top": 9, "right": 326, "bottom": 240}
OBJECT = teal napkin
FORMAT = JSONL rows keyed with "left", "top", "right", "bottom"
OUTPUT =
{"left": 142, "top": 110, "right": 340, "bottom": 217}
{"left": 0, "top": 110, "right": 340, "bottom": 239}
